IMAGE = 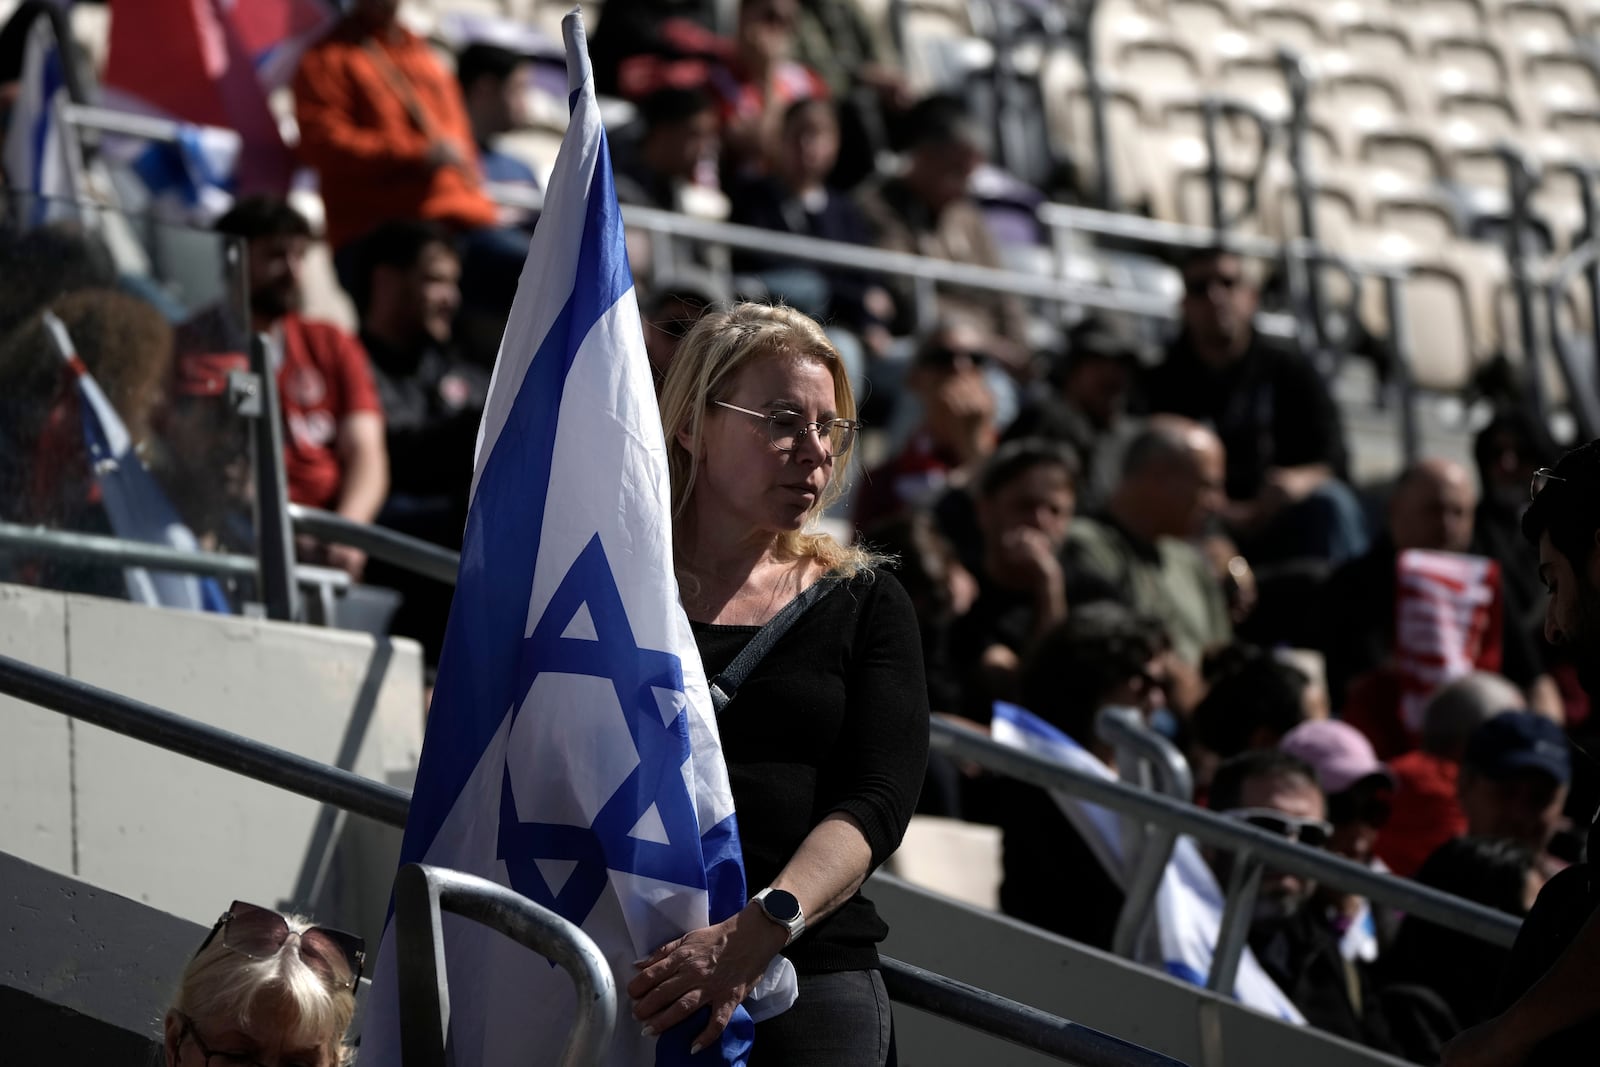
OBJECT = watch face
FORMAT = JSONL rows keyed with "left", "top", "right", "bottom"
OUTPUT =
{"left": 764, "top": 890, "right": 801, "bottom": 923}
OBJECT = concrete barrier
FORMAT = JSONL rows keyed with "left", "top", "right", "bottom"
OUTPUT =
{"left": 0, "top": 582, "right": 425, "bottom": 947}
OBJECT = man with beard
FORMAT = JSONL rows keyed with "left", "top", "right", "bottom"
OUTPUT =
{"left": 185, "top": 198, "right": 390, "bottom": 580}
{"left": 1443, "top": 441, "right": 1600, "bottom": 1066}
{"left": 1208, "top": 751, "right": 1396, "bottom": 1050}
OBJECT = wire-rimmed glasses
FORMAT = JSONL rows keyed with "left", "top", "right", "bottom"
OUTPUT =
{"left": 712, "top": 401, "right": 860, "bottom": 456}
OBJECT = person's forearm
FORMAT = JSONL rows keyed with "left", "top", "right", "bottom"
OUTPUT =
{"left": 767, "top": 812, "right": 874, "bottom": 926}
{"left": 1499, "top": 905, "right": 1600, "bottom": 1044}
{"left": 336, "top": 447, "right": 389, "bottom": 525}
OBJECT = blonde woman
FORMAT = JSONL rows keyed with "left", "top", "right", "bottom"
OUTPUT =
{"left": 628, "top": 303, "right": 930, "bottom": 1065}
{"left": 163, "top": 901, "right": 363, "bottom": 1067}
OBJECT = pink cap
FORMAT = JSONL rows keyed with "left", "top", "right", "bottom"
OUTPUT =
{"left": 1279, "top": 719, "right": 1394, "bottom": 796}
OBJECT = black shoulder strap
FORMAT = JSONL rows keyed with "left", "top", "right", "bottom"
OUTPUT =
{"left": 708, "top": 577, "right": 839, "bottom": 713}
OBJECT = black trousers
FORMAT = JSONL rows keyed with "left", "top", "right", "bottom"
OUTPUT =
{"left": 750, "top": 969, "right": 892, "bottom": 1067}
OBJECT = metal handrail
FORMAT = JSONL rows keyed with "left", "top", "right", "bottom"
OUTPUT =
{"left": 930, "top": 719, "right": 1522, "bottom": 948}
{"left": 394, "top": 864, "right": 616, "bottom": 1067}
{"left": 288, "top": 505, "right": 461, "bottom": 586}
{"left": 0, "top": 651, "right": 1189, "bottom": 1066}
{"left": 879, "top": 958, "right": 1186, "bottom": 1066}
{"left": 0, "top": 521, "right": 260, "bottom": 579}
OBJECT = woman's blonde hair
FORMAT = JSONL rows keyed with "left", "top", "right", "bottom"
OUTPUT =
{"left": 169, "top": 914, "right": 358, "bottom": 1066}
{"left": 658, "top": 302, "right": 874, "bottom": 577}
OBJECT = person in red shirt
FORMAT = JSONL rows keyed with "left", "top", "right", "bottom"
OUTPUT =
{"left": 182, "top": 198, "right": 389, "bottom": 580}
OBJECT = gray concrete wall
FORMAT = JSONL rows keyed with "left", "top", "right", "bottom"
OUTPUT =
{"left": 872, "top": 873, "right": 1408, "bottom": 1067}
{"left": 0, "top": 582, "right": 425, "bottom": 947}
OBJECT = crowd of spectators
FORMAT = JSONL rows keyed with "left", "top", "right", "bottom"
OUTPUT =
{"left": 3, "top": 0, "right": 1599, "bottom": 1059}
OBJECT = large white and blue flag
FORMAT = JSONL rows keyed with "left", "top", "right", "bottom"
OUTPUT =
{"left": 40, "top": 312, "right": 230, "bottom": 613}
{"left": 1, "top": 6, "right": 76, "bottom": 226}
{"left": 358, "top": 11, "right": 795, "bottom": 1066}
{"left": 990, "top": 702, "right": 1305, "bottom": 1024}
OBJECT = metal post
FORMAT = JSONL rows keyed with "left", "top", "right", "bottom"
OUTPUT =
{"left": 1382, "top": 272, "right": 1422, "bottom": 465}
{"left": 1499, "top": 142, "right": 1555, "bottom": 444}
{"left": 394, "top": 864, "right": 618, "bottom": 1067}
{"left": 249, "top": 329, "right": 300, "bottom": 622}
{"left": 1575, "top": 164, "right": 1600, "bottom": 440}
{"left": 1278, "top": 48, "right": 1326, "bottom": 355}
{"left": 1205, "top": 855, "right": 1263, "bottom": 995}
{"left": 1202, "top": 96, "right": 1226, "bottom": 239}
{"left": 1081, "top": 0, "right": 1117, "bottom": 211}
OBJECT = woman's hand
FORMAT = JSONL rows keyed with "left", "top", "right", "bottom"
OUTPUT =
{"left": 627, "top": 904, "right": 790, "bottom": 1053}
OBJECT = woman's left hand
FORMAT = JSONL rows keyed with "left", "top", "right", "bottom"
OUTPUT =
{"left": 627, "top": 905, "right": 789, "bottom": 1053}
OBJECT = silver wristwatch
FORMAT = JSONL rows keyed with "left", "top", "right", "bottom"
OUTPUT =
{"left": 752, "top": 887, "right": 805, "bottom": 945}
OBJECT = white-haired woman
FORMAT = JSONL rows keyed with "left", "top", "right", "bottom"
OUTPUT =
{"left": 163, "top": 900, "right": 363, "bottom": 1067}
{"left": 628, "top": 303, "right": 930, "bottom": 1065}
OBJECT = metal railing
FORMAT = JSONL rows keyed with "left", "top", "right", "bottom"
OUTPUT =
{"left": 394, "top": 864, "right": 617, "bottom": 1067}
{"left": 288, "top": 505, "right": 461, "bottom": 586}
{"left": 0, "top": 651, "right": 1188, "bottom": 1066}
{"left": 929, "top": 718, "right": 1522, "bottom": 996}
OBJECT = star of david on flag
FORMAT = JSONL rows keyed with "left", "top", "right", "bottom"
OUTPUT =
{"left": 356, "top": 12, "right": 795, "bottom": 1066}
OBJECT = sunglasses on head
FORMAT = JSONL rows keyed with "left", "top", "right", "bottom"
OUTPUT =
{"left": 195, "top": 901, "right": 366, "bottom": 991}
{"left": 1531, "top": 467, "right": 1567, "bottom": 501}
{"left": 1222, "top": 808, "right": 1333, "bottom": 849}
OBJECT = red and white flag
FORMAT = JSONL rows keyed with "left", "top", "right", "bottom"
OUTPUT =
{"left": 1394, "top": 549, "right": 1504, "bottom": 734}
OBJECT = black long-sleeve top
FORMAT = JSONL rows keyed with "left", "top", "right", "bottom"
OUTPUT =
{"left": 690, "top": 568, "right": 930, "bottom": 974}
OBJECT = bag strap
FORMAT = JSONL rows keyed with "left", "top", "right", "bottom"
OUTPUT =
{"left": 708, "top": 577, "right": 839, "bottom": 713}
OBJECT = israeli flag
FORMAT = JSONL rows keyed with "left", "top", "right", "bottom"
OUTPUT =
{"left": 41, "top": 313, "right": 229, "bottom": 613}
{"left": 358, "top": 12, "right": 795, "bottom": 1066}
{"left": 1, "top": 12, "right": 75, "bottom": 226}
{"left": 990, "top": 702, "right": 1305, "bottom": 1024}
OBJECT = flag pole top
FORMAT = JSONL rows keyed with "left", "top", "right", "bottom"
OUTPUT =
{"left": 562, "top": 8, "right": 591, "bottom": 97}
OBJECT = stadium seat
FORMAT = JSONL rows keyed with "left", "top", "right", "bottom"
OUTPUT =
{"left": 1360, "top": 124, "right": 1449, "bottom": 185}
{"left": 1422, "top": 35, "right": 1512, "bottom": 100}
{"left": 1522, "top": 52, "right": 1600, "bottom": 117}
{"left": 1336, "top": 17, "right": 1415, "bottom": 69}
{"left": 1247, "top": 4, "right": 1326, "bottom": 51}
{"left": 1498, "top": 0, "right": 1577, "bottom": 56}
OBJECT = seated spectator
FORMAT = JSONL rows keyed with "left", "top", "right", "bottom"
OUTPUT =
{"left": 729, "top": 98, "right": 893, "bottom": 345}
{"left": 854, "top": 323, "right": 998, "bottom": 536}
{"left": 1003, "top": 324, "right": 1136, "bottom": 514}
{"left": 192, "top": 198, "right": 389, "bottom": 580}
{"left": 1143, "top": 247, "right": 1367, "bottom": 567}
{"left": 1190, "top": 646, "right": 1315, "bottom": 788}
{"left": 293, "top": 0, "right": 499, "bottom": 258}
{"left": 1378, "top": 837, "right": 1537, "bottom": 1065}
{"left": 1472, "top": 410, "right": 1568, "bottom": 719}
{"left": 1208, "top": 751, "right": 1396, "bottom": 1051}
{"left": 1377, "top": 671, "right": 1525, "bottom": 878}
{"left": 612, "top": 87, "right": 722, "bottom": 212}
{"left": 164, "top": 900, "right": 362, "bottom": 1067}
{"left": 1064, "top": 417, "right": 1232, "bottom": 671}
{"left": 1459, "top": 711, "right": 1570, "bottom": 876}
{"left": 641, "top": 281, "right": 718, "bottom": 390}
{"left": 996, "top": 603, "right": 1170, "bottom": 949}
{"left": 455, "top": 43, "right": 541, "bottom": 189}
{"left": 789, "top": 0, "right": 910, "bottom": 186}
{"left": 356, "top": 220, "right": 486, "bottom": 546}
{"left": 153, "top": 351, "right": 258, "bottom": 564}
{"left": 1323, "top": 458, "right": 1554, "bottom": 754}
{"left": 949, "top": 439, "right": 1100, "bottom": 717}
{"left": 1280, "top": 719, "right": 1398, "bottom": 964}
{"left": 856, "top": 95, "right": 1029, "bottom": 359}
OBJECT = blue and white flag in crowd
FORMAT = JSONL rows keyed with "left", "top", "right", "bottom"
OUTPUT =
{"left": 41, "top": 312, "right": 229, "bottom": 613}
{"left": 1, "top": 8, "right": 76, "bottom": 226}
{"left": 358, "top": 12, "right": 795, "bottom": 1066}
{"left": 991, "top": 702, "right": 1305, "bottom": 1024}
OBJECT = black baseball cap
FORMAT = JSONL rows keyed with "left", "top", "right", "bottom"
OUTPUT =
{"left": 1464, "top": 711, "right": 1572, "bottom": 786}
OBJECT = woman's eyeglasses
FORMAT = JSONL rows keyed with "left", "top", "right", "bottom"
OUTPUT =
{"left": 712, "top": 401, "right": 860, "bottom": 456}
{"left": 1531, "top": 467, "right": 1567, "bottom": 500}
{"left": 177, "top": 1012, "right": 311, "bottom": 1067}
{"left": 195, "top": 901, "right": 366, "bottom": 991}
{"left": 1221, "top": 808, "right": 1334, "bottom": 849}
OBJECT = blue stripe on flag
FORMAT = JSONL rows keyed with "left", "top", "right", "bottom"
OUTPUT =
{"left": 27, "top": 44, "right": 61, "bottom": 225}
{"left": 396, "top": 125, "right": 632, "bottom": 877}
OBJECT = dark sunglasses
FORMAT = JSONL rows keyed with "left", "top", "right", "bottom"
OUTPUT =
{"left": 1328, "top": 784, "right": 1393, "bottom": 829}
{"left": 1531, "top": 467, "right": 1567, "bottom": 501}
{"left": 1223, "top": 807, "right": 1333, "bottom": 850}
{"left": 195, "top": 901, "right": 366, "bottom": 991}
{"left": 1185, "top": 273, "right": 1241, "bottom": 299}
{"left": 918, "top": 345, "right": 991, "bottom": 372}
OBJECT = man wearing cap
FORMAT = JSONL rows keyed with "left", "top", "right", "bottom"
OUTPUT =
{"left": 1443, "top": 439, "right": 1600, "bottom": 1067}
{"left": 1280, "top": 719, "right": 1398, "bottom": 965}
{"left": 1458, "top": 711, "right": 1571, "bottom": 865}
{"left": 154, "top": 351, "right": 258, "bottom": 574}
